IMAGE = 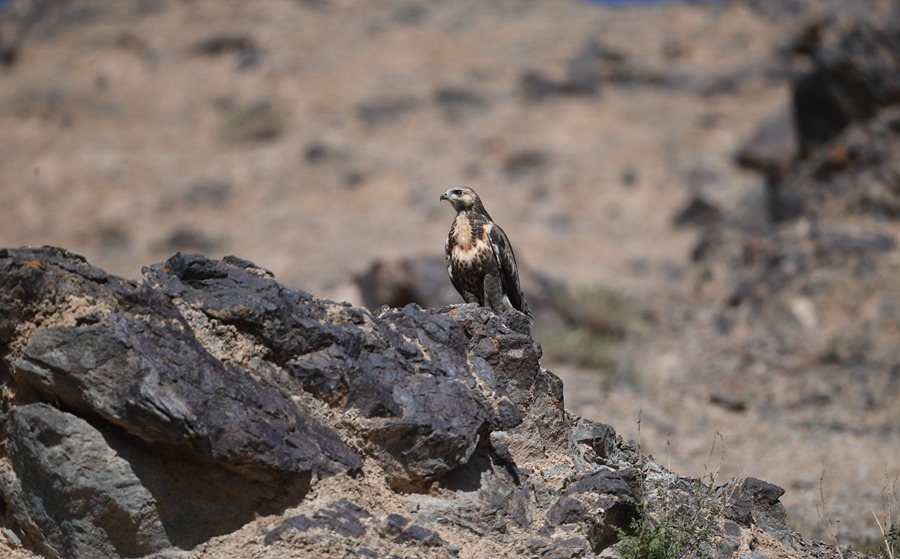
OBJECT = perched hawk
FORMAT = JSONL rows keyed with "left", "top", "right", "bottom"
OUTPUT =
{"left": 440, "top": 186, "right": 532, "bottom": 318}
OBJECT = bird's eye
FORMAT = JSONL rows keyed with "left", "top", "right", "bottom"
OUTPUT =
{"left": 452, "top": 189, "right": 463, "bottom": 196}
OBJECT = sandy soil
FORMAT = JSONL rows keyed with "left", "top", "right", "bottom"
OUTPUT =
{"left": 1, "top": 0, "right": 898, "bottom": 554}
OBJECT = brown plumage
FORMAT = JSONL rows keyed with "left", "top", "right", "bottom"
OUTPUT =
{"left": 440, "top": 186, "right": 532, "bottom": 318}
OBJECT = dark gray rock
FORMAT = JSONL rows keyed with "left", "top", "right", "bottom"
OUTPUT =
{"left": 8, "top": 316, "right": 361, "bottom": 480}
{"left": 812, "top": 228, "right": 896, "bottom": 255}
{"left": 0, "top": 246, "right": 863, "bottom": 559}
{"left": 543, "top": 535, "right": 590, "bottom": 559}
{"left": 220, "top": 100, "right": 284, "bottom": 142}
{"left": 2, "top": 403, "right": 170, "bottom": 559}
{"left": 504, "top": 149, "right": 551, "bottom": 181}
{"left": 381, "top": 513, "right": 410, "bottom": 535}
{"left": 433, "top": 87, "right": 488, "bottom": 123}
{"left": 521, "top": 37, "right": 625, "bottom": 101}
{"left": 725, "top": 477, "right": 790, "bottom": 541}
{"left": 191, "top": 33, "right": 257, "bottom": 59}
{"left": 521, "top": 70, "right": 597, "bottom": 100}
{"left": 772, "top": 108, "right": 900, "bottom": 222}
{"left": 562, "top": 469, "right": 640, "bottom": 552}
{"left": 586, "top": 494, "right": 638, "bottom": 552}
{"left": 143, "top": 252, "right": 340, "bottom": 361}
{"left": 546, "top": 496, "right": 586, "bottom": 526}
{"left": 0, "top": 248, "right": 370, "bottom": 555}
{"left": 565, "top": 469, "right": 637, "bottom": 498}
{"left": 736, "top": 106, "right": 798, "bottom": 180}
{"left": 793, "top": 19, "right": 900, "bottom": 154}
{"left": 672, "top": 196, "right": 723, "bottom": 229}
{"left": 355, "top": 96, "right": 418, "bottom": 125}
{"left": 142, "top": 252, "right": 521, "bottom": 488}
{"left": 263, "top": 499, "right": 371, "bottom": 545}
{"left": 572, "top": 417, "right": 619, "bottom": 463}
{"left": 400, "top": 523, "right": 440, "bottom": 546}
{"left": 0, "top": 246, "right": 539, "bottom": 554}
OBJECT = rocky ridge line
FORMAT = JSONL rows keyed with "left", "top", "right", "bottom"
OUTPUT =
{"left": 0, "top": 247, "right": 863, "bottom": 559}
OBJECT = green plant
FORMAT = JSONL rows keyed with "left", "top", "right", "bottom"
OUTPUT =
{"left": 613, "top": 420, "right": 732, "bottom": 559}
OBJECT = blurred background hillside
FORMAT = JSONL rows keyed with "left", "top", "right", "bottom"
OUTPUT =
{"left": 1, "top": 0, "right": 898, "bottom": 550}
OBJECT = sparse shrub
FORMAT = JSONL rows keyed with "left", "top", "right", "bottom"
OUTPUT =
{"left": 613, "top": 424, "right": 732, "bottom": 559}
{"left": 818, "top": 470, "right": 899, "bottom": 559}
{"left": 871, "top": 472, "right": 899, "bottom": 559}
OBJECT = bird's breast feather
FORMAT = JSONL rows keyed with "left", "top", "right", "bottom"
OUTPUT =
{"left": 451, "top": 238, "right": 492, "bottom": 266}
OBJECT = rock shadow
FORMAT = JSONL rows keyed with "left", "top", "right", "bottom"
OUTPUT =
{"left": 95, "top": 422, "right": 311, "bottom": 550}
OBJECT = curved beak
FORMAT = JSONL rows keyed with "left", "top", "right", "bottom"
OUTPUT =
{"left": 439, "top": 192, "right": 450, "bottom": 201}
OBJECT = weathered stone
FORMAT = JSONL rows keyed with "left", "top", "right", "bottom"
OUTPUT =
{"left": 2, "top": 404, "right": 170, "bottom": 559}
{"left": 793, "top": 19, "right": 900, "bottom": 154}
{"left": 381, "top": 513, "right": 410, "bottom": 535}
{"left": 263, "top": 499, "right": 371, "bottom": 545}
{"left": 393, "top": 522, "right": 444, "bottom": 547}
{"left": 572, "top": 417, "right": 619, "bottom": 463}
{"left": 813, "top": 228, "right": 896, "bottom": 255}
{"left": 559, "top": 469, "right": 641, "bottom": 552}
{"left": 726, "top": 477, "right": 790, "bottom": 541}
{"left": 220, "top": 100, "right": 284, "bottom": 143}
{"left": 521, "top": 70, "right": 596, "bottom": 100}
{"left": 355, "top": 96, "right": 417, "bottom": 125}
{"left": 546, "top": 496, "right": 586, "bottom": 526}
{"left": 382, "top": 514, "right": 444, "bottom": 547}
{"left": 585, "top": 494, "right": 638, "bottom": 552}
{"left": 144, "top": 252, "right": 345, "bottom": 361}
{"left": 8, "top": 317, "right": 362, "bottom": 480}
{"left": 673, "top": 196, "right": 723, "bottom": 229}
{"left": 0, "top": 246, "right": 865, "bottom": 559}
{"left": 565, "top": 468, "right": 637, "bottom": 498}
{"left": 543, "top": 536, "right": 590, "bottom": 559}
{"left": 144, "top": 253, "right": 522, "bottom": 488}
{"left": 736, "top": 106, "right": 798, "bottom": 179}
{"left": 433, "top": 87, "right": 488, "bottom": 123}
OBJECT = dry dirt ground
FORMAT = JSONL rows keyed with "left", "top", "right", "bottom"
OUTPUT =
{"left": 1, "top": 0, "right": 898, "bottom": 556}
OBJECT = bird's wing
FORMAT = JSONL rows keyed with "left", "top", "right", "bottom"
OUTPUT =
{"left": 488, "top": 223, "right": 532, "bottom": 317}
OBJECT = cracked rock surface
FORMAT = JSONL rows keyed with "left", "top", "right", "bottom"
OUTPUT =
{"left": 0, "top": 247, "right": 864, "bottom": 559}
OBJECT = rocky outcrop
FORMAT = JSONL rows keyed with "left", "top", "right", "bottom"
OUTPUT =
{"left": 792, "top": 17, "right": 900, "bottom": 156}
{"left": 705, "top": 14, "right": 900, "bottom": 349}
{"left": 0, "top": 247, "right": 862, "bottom": 558}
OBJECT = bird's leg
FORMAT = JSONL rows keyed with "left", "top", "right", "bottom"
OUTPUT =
{"left": 483, "top": 267, "right": 506, "bottom": 313}
{"left": 461, "top": 290, "right": 480, "bottom": 304}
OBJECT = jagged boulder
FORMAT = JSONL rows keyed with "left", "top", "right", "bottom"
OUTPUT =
{"left": 0, "top": 247, "right": 863, "bottom": 559}
{"left": 141, "top": 252, "right": 524, "bottom": 489}
{"left": 793, "top": 18, "right": 900, "bottom": 155}
{"left": 0, "top": 247, "right": 541, "bottom": 557}
{"left": 4, "top": 403, "right": 170, "bottom": 559}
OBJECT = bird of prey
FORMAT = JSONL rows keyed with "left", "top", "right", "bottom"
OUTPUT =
{"left": 440, "top": 186, "right": 532, "bottom": 318}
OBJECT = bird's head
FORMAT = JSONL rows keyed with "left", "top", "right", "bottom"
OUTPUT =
{"left": 440, "top": 186, "right": 485, "bottom": 214}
